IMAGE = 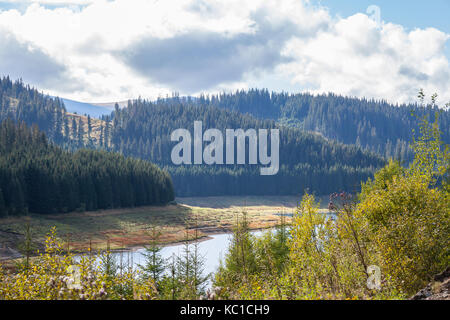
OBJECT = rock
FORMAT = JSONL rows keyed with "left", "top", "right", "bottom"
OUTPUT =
{"left": 410, "top": 267, "right": 450, "bottom": 300}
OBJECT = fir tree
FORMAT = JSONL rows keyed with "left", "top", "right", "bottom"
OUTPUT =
{"left": 138, "top": 225, "right": 166, "bottom": 284}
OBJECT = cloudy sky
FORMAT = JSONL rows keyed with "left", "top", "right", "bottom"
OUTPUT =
{"left": 0, "top": 0, "right": 449, "bottom": 105}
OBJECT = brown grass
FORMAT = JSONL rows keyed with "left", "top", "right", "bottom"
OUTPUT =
{"left": 0, "top": 196, "right": 315, "bottom": 260}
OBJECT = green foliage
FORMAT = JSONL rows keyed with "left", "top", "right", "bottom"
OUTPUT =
{"left": 110, "top": 98, "right": 385, "bottom": 196}
{"left": 212, "top": 89, "right": 449, "bottom": 162}
{"left": 357, "top": 111, "right": 450, "bottom": 295}
{"left": 0, "top": 119, "right": 175, "bottom": 215}
{"left": 174, "top": 223, "right": 209, "bottom": 299}
{"left": 214, "top": 212, "right": 291, "bottom": 299}
{"left": 138, "top": 226, "right": 166, "bottom": 284}
{"left": 16, "top": 220, "right": 38, "bottom": 272}
{"left": 264, "top": 213, "right": 290, "bottom": 274}
{"left": 99, "top": 242, "right": 118, "bottom": 281}
{"left": 214, "top": 97, "right": 449, "bottom": 300}
{"left": 158, "top": 254, "right": 182, "bottom": 300}
{"left": 284, "top": 192, "right": 385, "bottom": 299}
{"left": 0, "top": 187, "right": 5, "bottom": 217}
{"left": 357, "top": 173, "right": 449, "bottom": 295}
{"left": 214, "top": 213, "right": 255, "bottom": 298}
{"left": 226, "top": 213, "right": 257, "bottom": 279}
{"left": 0, "top": 77, "right": 388, "bottom": 197}
{"left": 410, "top": 112, "right": 449, "bottom": 185}
{"left": 0, "top": 227, "right": 158, "bottom": 300}
{"left": 360, "top": 159, "right": 405, "bottom": 201}
{"left": 0, "top": 77, "right": 67, "bottom": 145}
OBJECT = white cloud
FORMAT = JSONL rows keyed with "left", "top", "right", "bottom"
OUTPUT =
{"left": 0, "top": 0, "right": 94, "bottom": 4}
{"left": 0, "top": 0, "right": 448, "bottom": 105}
{"left": 282, "top": 13, "right": 450, "bottom": 104}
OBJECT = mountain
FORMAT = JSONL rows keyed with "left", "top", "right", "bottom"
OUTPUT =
{"left": 61, "top": 98, "right": 112, "bottom": 118}
{"left": 63, "top": 96, "right": 199, "bottom": 118}
{"left": 200, "top": 89, "right": 450, "bottom": 162}
{"left": 0, "top": 77, "right": 391, "bottom": 198}
{"left": 108, "top": 98, "right": 385, "bottom": 196}
{"left": 89, "top": 100, "right": 129, "bottom": 109}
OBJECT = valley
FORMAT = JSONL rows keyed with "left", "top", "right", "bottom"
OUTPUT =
{"left": 0, "top": 77, "right": 448, "bottom": 300}
{"left": 0, "top": 195, "right": 326, "bottom": 261}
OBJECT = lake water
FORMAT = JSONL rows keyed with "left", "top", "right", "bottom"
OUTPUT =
{"left": 107, "top": 229, "right": 268, "bottom": 281}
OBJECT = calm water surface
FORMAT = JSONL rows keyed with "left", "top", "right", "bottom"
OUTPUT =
{"left": 109, "top": 230, "right": 267, "bottom": 278}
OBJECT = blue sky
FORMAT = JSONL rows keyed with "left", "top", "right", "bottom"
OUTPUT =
{"left": 0, "top": 0, "right": 449, "bottom": 104}
{"left": 2, "top": 0, "right": 449, "bottom": 32}
{"left": 315, "top": 0, "right": 450, "bottom": 32}
{"left": 315, "top": 0, "right": 450, "bottom": 60}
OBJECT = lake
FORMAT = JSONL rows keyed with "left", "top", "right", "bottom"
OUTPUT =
{"left": 106, "top": 229, "right": 269, "bottom": 283}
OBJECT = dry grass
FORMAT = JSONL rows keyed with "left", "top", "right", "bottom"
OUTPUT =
{"left": 65, "top": 112, "right": 106, "bottom": 144}
{"left": 0, "top": 196, "right": 326, "bottom": 260}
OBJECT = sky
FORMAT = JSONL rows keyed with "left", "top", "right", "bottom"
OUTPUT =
{"left": 0, "top": 0, "right": 449, "bottom": 105}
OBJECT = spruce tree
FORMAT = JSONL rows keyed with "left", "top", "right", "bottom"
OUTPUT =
{"left": 0, "top": 188, "right": 6, "bottom": 217}
{"left": 77, "top": 118, "right": 84, "bottom": 147}
{"left": 138, "top": 225, "right": 166, "bottom": 284}
{"left": 71, "top": 118, "right": 77, "bottom": 142}
{"left": 87, "top": 115, "right": 92, "bottom": 146}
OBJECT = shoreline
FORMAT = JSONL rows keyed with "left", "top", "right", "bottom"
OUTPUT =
{"left": 0, "top": 195, "right": 312, "bottom": 264}
{"left": 0, "top": 224, "right": 282, "bottom": 263}
{"left": 119, "top": 225, "right": 279, "bottom": 253}
{"left": 73, "top": 224, "right": 279, "bottom": 257}
{"left": 0, "top": 226, "right": 279, "bottom": 266}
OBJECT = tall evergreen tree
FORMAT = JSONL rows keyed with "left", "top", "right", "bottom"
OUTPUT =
{"left": 0, "top": 119, "right": 175, "bottom": 215}
{"left": 87, "top": 115, "right": 92, "bottom": 146}
{"left": 0, "top": 187, "right": 5, "bottom": 217}
{"left": 138, "top": 226, "right": 166, "bottom": 284}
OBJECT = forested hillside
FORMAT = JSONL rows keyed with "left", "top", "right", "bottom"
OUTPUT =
{"left": 0, "top": 77, "right": 103, "bottom": 149}
{"left": 0, "top": 77, "right": 396, "bottom": 197}
{"left": 0, "top": 119, "right": 174, "bottom": 216}
{"left": 196, "top": 89, "right": 450, "bottom": 161}
{"left": 0, "top": 77, "right": 66, "bottom": 144}
{"left": 109, "top": 98, "right": 385, "bottom": 196}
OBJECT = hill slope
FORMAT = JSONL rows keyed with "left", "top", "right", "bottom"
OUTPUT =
{"left": 109, "top": 98, "right": 385, "bottom": 196}
{"left": 0, "top": 77, "right": 387, "bottom": 197}
{"left": 0, "top": 119, "right": 174, "bottom": 216}
{"left": 61, "top": 98, "right": 112, "bottom": 118}
{"left": 201, "top": 89, "right": 450, "bottom": 161}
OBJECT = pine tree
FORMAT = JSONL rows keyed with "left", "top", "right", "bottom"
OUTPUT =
{"left": 190, "top": 222, "right": 209, "bottom": 296}
{"left": 87, "top": 115, "right": 92, "bottom": 146}
{"left": 176, "top": 218, "right": 208, "bottom": 299}
{"left": 100, "top": 239, "right": 118, "bottom": 280}
{"left": 99, "top": 123, "right": 104, "bottom": 147}
{"left": 225, "top": 212, "right": 257, "bottom": 283}
{"left": 0, "top": 120, "right": 174, "bottom": 215}
{"left": 104, "top": 116, "right": 110, "bottom": 149}
{"left": 77, "top": 118, "right": 84, "bottom": 147}
{"left": 18, "top": 220, "right": 36, "bottom": 272}
{"left": 71, "top": 118, "right": 77, "bottom": 141}
{"left": 63, "top": 116, "right": 69, "bottom": 142}
{"left": 53, "top": 108, "right": 63, "bottom": 143}
{"left": 273, "top": 212, "right": 289, "bottom": 272}
{"left": 0, "top": 188, "right": 6, "bottom": 217}
{"left": 138, "top": 226, "right": 165, "bottom": 284}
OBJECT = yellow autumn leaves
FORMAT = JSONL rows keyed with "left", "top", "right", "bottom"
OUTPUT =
{"left": 0, "top": 227, "right": 158, "bottom": 300}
